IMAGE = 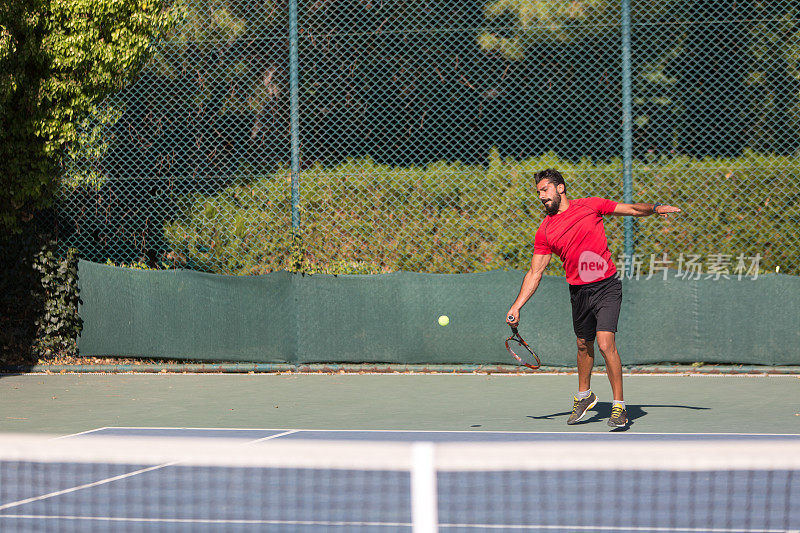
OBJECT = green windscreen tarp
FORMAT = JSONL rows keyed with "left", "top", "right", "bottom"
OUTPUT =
{"left": 78, "top": 261, "right": 800, "bottom": 365}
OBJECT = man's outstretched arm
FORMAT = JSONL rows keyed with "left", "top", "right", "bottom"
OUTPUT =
{"left": 612, "top": 202, "right": 681, "bottom": 217}
{"left": 506, "top": 253, "right": 551, "bottom": 326}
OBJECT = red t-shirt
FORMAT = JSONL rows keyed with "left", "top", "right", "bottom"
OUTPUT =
{"left": 533, "top": 197, "right": 618, "bottom": 285}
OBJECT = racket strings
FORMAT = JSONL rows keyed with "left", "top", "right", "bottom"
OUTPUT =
{"left": 505, "top": 333, "right": 541, "bottom": 369}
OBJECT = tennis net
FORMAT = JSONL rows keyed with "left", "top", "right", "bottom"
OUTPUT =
{"left": 0, "top": 434, "right": 799, "bottom": 532}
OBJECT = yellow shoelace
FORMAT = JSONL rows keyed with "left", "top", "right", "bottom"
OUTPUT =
{"left": 611, "top": 405, "right": 625, "bottom": 417}
{"left": 571, "top": 397, "right": 582, "bottom": 413}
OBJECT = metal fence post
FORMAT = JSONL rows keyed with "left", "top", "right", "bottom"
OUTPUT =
{"left": 289, "top": 0, "right": 301, "bottom": 235}
{"left": 621, "top": 0, "right": 634, "bottom": 277}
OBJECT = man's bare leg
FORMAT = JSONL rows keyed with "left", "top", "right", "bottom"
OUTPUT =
{"left": 576, "top": 337, "right": 595, "bottom": 392}
{"left": 596, "top": 330, "right": 624, "bottom": 401}
{"left": 567, "top": 337, "right": 599, "bottom": 425}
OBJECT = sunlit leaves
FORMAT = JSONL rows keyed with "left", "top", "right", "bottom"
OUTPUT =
{"left": 0, "top": 0, "right": 178, "bottom": 233}
{"left": 480, "top": 0, "right": 618, "bottom": 57}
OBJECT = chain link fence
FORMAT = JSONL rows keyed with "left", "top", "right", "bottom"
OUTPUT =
{"left": 57, "top": 0, "right": 800, "bottom": 276}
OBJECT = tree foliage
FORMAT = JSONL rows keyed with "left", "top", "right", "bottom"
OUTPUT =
{"left": 0, "top": 0, "right": 178, "bottom": 233}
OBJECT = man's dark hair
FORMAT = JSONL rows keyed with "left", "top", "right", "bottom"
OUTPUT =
{"left": 534, "top": 169, "right": 567, "bottom": 193}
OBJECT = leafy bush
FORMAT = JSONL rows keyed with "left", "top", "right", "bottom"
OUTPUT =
{"left": 0, "top": 227, "right": 81, "bottom": 367}
{"left": 631, "top": 152, "right": 800, "bottom": 276}
{"left": 0, "top": 0, "right": 179, "bottom": 364}
{"left": 32, "top": 246, "right": 81, "bottom": 359}
{"left": 161, "top": 150, "right": 799, "bottom": 276}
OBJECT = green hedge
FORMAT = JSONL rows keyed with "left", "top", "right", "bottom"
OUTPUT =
{"left": 0, "top": 226, "right": 81, "bottom": 367}
{"left": 162, "top": 151, "right": 798, "bottom": 276}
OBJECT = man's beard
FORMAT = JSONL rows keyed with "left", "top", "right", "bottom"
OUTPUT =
{"left": 543, "top": 195, "right": 561, "bottom": 216}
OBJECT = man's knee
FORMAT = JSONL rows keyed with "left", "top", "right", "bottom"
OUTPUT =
{"left": 576, "top": 337, "right": 594, "bottom": 355}
{"left": 596, "top": 332, "right": 616, "bottom": 355}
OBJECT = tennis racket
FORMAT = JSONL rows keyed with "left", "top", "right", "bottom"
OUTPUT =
{"left": 505, "top": 321, "right": 541, "bottom": 370}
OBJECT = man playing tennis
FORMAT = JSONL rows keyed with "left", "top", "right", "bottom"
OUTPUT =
{"left": 506, "top": 169, "right": 680, "bottom": 427}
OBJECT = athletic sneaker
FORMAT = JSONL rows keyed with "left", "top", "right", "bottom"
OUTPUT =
{"left": 566, "top": 392, "right": 598, "bottom": 425}
{"left": 608, "top": 404, "right": 628, "bottom": 427}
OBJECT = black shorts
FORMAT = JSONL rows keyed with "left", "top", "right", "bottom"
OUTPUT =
{"left": 569, "top": 275, "right": 622, "bottom": 342}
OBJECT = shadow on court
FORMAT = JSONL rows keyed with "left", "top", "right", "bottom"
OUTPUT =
{"left": 528, "top": 402, "right": 711, "bottom": 430}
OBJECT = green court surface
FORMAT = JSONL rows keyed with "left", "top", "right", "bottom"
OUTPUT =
{"left": 1, "top": 373, "right": 798, "bottom": 435}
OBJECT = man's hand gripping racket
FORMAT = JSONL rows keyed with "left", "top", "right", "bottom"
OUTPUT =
{"left": 505, "top": 314, "right": 541, "bottom": 370}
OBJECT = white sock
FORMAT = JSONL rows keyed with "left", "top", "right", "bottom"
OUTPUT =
{"left": 613, "top": 400, "right": 626, "bottom": 408}
{"left": 576, "top": 389, "right": 592, "bottom": 400}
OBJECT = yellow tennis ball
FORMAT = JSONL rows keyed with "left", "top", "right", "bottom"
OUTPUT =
{"left": 438, "top": 315, "right": 449, "bottom": 326}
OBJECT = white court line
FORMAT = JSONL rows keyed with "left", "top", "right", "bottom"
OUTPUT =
{"left": 53, "top": 427, "right": 111, "bottom": 440}
{"left": 94, "top": 427, "right": 800, "bottom": 436}
{"left": 15, "top": 372, "right": 796, "bottom": 378}
{"left": 0, "top": 430, "right": 299, "bottom": 512}
{"left": 266, "top": 429, "right": 800, "bottom": 437}
{"left": 0, "top": 463, "right": 178, "bottom": 512}
{"left": 0, "top": 516, "right": 795, "bottom": 533}
{"left": 245, "top": 429, "right": 298, "bottom": 443}
{"left": 439, "top": 525, "right": 798, "bottom": 532}
{"left": 99, "top": 426, "right": 294, "bottom": 431}
{"left": 0, "top": 515, "right": 410, "bottom": 527}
